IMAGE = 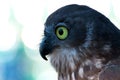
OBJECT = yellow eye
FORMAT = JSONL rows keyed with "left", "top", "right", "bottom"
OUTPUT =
{"left": 56, "top": 26, "right": 68, "bottom": 40}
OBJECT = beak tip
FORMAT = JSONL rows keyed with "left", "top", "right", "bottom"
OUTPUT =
{"left": 43, "top": 56, "right": 48, "bottom": 61}
{"left": 40, "top": 52, "right": 48, "bottom": 61}
{"left": 39, "top": 43, "right": 51, "bottom": 61}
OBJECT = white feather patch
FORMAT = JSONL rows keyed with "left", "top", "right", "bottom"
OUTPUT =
{"left": 78, "top": 67, "right": 84, "bottom": 78}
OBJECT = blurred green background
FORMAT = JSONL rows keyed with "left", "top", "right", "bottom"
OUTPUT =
{"left": 0, "top": 0, "right": 120, "bottom": 80}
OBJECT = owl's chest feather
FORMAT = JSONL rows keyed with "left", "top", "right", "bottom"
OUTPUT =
{"left": 50, "top": 48, "right": 106, "bottom": 80}
{"left": 78, "top": 58, "right": 104, "bottom": 80}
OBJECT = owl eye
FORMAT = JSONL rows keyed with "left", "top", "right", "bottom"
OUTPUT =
{"left": 55, "top": 26, "right": 68, "bottom": 40}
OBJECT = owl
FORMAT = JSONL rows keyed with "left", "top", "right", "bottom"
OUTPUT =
{"left": 39, "top": 4, "right": 120, "bottom": 80}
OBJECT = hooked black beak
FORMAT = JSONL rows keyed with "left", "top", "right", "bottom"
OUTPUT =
{"left": 39, "top": 46, "right": 49, "bottom": 60}
{"left": 39, "top": 38, "right": 53, "bottom": 60}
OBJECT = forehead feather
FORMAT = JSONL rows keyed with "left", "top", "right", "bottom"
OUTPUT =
{"left": 45, "top": 4, "right": 94, "bottom": 26}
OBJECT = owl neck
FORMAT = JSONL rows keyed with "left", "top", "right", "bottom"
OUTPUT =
{"left": 50, "top": 47, "right": 108, "bottom": 80}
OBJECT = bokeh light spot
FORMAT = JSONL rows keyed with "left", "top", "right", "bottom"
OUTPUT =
{"left": 0, "top": 24, "right": 17, "bottom": 51}
{"left": 21, "top": 26, "right": 43, "bottom": 50}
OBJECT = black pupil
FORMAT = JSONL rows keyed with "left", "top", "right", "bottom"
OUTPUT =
{"left": 59, "top": 29, "right": 63, "bottom": 35}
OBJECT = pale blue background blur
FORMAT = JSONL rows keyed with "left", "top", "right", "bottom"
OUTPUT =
{"left": 0, "top": 0, "right": 120, "bottom": 80}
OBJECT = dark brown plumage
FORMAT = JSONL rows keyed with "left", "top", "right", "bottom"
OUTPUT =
{"left": 40, "top": 4, "right": 120, "bottom": 80}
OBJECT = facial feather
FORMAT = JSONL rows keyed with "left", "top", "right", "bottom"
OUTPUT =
{"left": 40, "top": 4, "right": 120, "bottom": 80}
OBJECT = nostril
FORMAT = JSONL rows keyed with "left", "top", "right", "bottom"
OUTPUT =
{"left": 44, "top": 39, "right": 47, "bottom": 43}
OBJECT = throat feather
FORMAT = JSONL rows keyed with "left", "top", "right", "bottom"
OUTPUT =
{"left": 50, "top": 47, "right": 107, "bottom": 80}
{"left": 50, "top": 48, "right": 79, "bottom": 73}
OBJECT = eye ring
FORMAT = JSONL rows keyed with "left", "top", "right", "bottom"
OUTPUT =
{"left": 55, "top": 26, "right": 69, "bottom": 40}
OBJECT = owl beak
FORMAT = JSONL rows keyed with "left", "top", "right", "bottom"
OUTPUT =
{"left": 39, "top": 43, "right": 51, "bottom": 60}
{"left": 40, "top": 47, "right": 48, "bottom": 60}
{"left": 39, "top": 38, "right": 53, "bottom": 60}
